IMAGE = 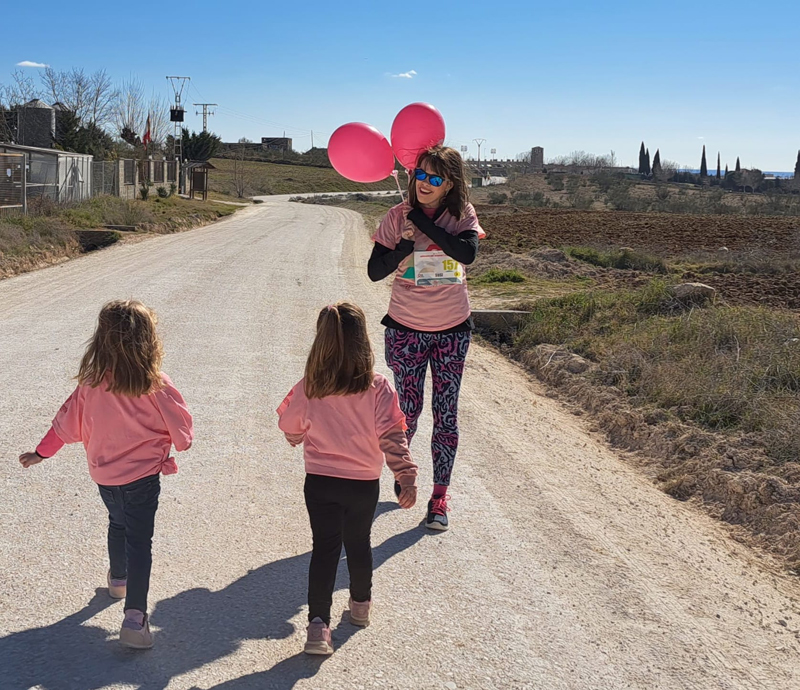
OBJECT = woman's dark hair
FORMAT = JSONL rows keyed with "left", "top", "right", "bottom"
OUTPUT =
{"left": 407, "top": 145, "right": 470, "bottom": 219}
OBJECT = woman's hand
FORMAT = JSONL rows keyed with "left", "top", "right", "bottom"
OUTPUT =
{"left": 19, "top": 452, "right": 43, "bottom": 469}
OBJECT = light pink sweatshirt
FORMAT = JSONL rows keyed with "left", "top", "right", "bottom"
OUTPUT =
{"left": 277, "top": 373, "right": 417, "bottom": 486}
{"left": 35, "top": 372, "right": 194, "bottom": 486}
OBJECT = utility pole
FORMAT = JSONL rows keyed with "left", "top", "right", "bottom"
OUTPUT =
{"left": 473, "top": 138, "right": 486, "bottom": 173}
{"left": 194, "top": 103, "right": 217, "bottom": 133}
{"left": 311, "top": 131, "right": 314, "bottom": 149}
{"left": 166, "top": 76, "right": 190, "bottom": 162}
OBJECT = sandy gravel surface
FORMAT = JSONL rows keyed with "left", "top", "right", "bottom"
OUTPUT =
{"left": 1, "top": 198, "right": 799, "bottom": 690}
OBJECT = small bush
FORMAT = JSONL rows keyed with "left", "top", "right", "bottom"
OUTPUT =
{"left": 139, "top": 183, "right": 151, "bottom": 201}
{"left": 473, "top": 268, "right": 526, "bottom": 284}
{"left": 547, "top": 174, "right": 565, "bottom": 191}
{"left": 488, "top": 191, "right": 509, "bottom": 204}
{"left": 511, "top": 191, "right": 549, "bottom": 208}
{"left": 156, "top": 186, "right": 169, "bottom": 198}
{"left": 169, "top": 182, "right": 177, "bottom": 197}
{"left": 566, "top": 246, "right": 668, "bottom": 273}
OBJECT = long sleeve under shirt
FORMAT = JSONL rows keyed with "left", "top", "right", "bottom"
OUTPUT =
{"left": 367, "top": 207, "right": 479, "bottom": 282}
{"left": 368, "top": 204, "right": 483, "bottom": 333}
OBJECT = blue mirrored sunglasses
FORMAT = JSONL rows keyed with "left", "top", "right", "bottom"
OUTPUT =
{"left": 414, "top": 168, "right": 445, "bottom": 187}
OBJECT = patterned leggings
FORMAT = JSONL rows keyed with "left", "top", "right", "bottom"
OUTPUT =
{"left": 385, "top": 328, "right": 471, "bottom": 487}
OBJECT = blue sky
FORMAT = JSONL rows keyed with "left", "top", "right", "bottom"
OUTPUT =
{"left": 4, "top": 0, "right": 799, "bottom": 170}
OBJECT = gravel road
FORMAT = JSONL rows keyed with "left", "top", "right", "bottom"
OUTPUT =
{"left": 1, "top": 198, "right": 799, "bottom": 690}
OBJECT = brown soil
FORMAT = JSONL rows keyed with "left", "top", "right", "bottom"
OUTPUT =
{"left": 477, "top": 205, "right": 800, "bottom": 255}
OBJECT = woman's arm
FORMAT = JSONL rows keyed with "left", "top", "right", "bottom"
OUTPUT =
{"left": 367, "top": 239, "right": 415, "bottom": 282}
{"left": 406, "top": 208, "right": 479, "bottom": 265}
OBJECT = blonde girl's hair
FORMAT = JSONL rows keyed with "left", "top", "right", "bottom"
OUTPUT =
{"left": 77, "top": 299, "right": 164, "bottom": 397}
{"left": 304, "top": 302, "right": 375, "bottom": 399}
{"left": 407, "top": 145, "right": 471, "bottom": 220}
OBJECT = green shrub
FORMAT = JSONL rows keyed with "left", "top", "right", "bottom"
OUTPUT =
{"left": 156, "top": 186, "right": 169, "bottom": 198}
{"left": 488, "top": 191, "right": 509, "bottom": 204}
{"left": 566, "top": 246, "right": 668, "bottom": 273}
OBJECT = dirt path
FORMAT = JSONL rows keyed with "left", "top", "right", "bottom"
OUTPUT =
{"left": 1, "top": 198, "right": 798, "bottom": 689}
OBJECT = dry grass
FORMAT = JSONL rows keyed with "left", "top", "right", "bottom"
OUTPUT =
{"left": 0, "top": 195, "right": 238, "bottom": 279}
{"left": 208, "top": 158, "right": 397, "bottom": 196}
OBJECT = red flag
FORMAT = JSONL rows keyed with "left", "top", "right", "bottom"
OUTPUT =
{"left": 142, "top": 114, "right": 152, "bottom": 148}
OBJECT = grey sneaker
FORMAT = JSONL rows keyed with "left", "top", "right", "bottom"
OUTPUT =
{"left": 119, "top": 610, "right": 153, "bottom": 649}
{"left": 304, "top": 617, "right": 334, "bottom": 655}
{"left": 425, "top": 494, "right": 450, "bottom": 531}
{"left": 348, "top": 597, "right": 372, "bottom": 626}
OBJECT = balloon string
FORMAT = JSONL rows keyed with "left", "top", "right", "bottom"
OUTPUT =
{"left": 391, "top": 170, "right": 405, "bottom": 202}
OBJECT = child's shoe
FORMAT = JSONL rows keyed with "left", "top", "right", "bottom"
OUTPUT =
{"left": 304, "top": 617, "right": 334, "bottom": 655}
{"left": 107, "top": 570, "right": 127, "bottom": 600}
{"left": 119, "top": 609, "right": 153, "bottom": 649}
{"left": 348, "top": 597, "right": 372, "bottom": 626}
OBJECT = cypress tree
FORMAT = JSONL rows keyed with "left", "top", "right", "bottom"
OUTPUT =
{"left": 716, "top": 152, "right": 721, "bottom": 179}
{"left": 639, "top": 142, "right": 646, "bottom": 174}
{"left": 645, "top": 148, "right": 651, "bottom": 176}
{"left": 725, "top": 164, "right": 729, "bottom": 177}
{"left": 700, "top": 145, "right": 708, "bottom": 177}
{"left": 735, "top": 157, "right": 741, "bottom": 173}
{"left": 794, "top": 150, "right": 800, "bottom": 178}
{"left": 652, "top": 149, "right": 662, "bottom": 177}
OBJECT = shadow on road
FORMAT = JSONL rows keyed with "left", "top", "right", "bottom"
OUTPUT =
{"left": 1, "top": 501, "right": 428, "bottom": 690}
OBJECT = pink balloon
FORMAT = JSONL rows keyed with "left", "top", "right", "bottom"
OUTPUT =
{"left": 328, "top": 122, "right": 395, "bottom": 183}
{"left": 391, "top": 103, "right": 446, "bottom": 170}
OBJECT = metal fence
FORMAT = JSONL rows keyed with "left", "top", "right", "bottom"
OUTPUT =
{"left": 92, "top": 161, "right": 120, "bottom": 197}
{"left": 0, "top": 153, "right": 25, "bottom": 215}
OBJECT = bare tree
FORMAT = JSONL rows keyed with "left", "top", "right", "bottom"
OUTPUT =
{"left": 548, "top": 150, "right": 613, "bottom": 170}
{"left": 655, "top": 158, "right": 679, "bottom": 182}
{"left": 232, "top": 142, "right": 251, "bottom": 198}
{"left": 114, "top": 78, "right": 146, "bottom": 144}
{"left": 147, "top": 93, "right": 170, "bottom": 149}
{"left": 41, "top": 67, "right": 90, "bottom": 121}
{"left": 88, "top": 70, "right": 117, "bottom": 128}
{"left": 4, "top": 70, "right": 40, "bottom": 105}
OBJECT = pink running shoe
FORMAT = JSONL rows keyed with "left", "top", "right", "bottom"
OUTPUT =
{"left": 107, "top": 570, "right": 127, "bottom": 600}
{"left": 348, "top": 598, "right": 372, "bottom": 626}
{"left": 304, "top": 617, "right": 334, "bottom": 655}
{"left": 425, "top": 494, "right": 451, "bottom": 531}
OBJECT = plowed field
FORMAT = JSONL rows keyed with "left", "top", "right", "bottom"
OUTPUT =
{"left": 476, "top": 205, "right": 800, "bottom": 310}
{"left": 476, "top": 205, "right": 800, "bottom": 254}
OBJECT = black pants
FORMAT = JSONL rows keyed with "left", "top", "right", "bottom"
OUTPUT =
{"left": 97, "top": 473, "right": 160, "bottom": 613}
{"left": 304, "top": 473, "right": 379, "bottom": 625}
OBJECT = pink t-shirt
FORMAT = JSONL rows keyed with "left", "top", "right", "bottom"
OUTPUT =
{"left": 36, "top": 372, "right": 194, "bottom": 486}
{"left": 372, "top": 202, "right": 486, "bottom": 331}
{"left": 277, "top": 373, "right": 409, "bottom": 481}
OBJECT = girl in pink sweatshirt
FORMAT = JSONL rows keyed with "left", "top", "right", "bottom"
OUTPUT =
{"left": 18, "top": 300, "right": 193, "bottom": 650}
{"left": 277, "top": 302, "right": 418, "bottom": 655}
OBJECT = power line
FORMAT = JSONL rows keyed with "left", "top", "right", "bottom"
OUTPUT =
{"left": 193, "top": 103, "right": 217, "bottom": 133}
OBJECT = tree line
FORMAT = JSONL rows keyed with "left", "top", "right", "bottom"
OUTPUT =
{"left": 0, "top": 67, "right": 219, "bottom": 161}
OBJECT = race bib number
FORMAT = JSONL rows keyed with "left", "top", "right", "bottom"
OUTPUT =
{"left": 414, "top": 250, "right": 464, "bottom": 286}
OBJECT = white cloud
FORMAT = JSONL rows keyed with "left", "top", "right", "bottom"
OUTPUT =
{"left": 17, "top": 61, "right": 49, "bottom": 68}
{"left": 697, "top": 136, "right": 705, "bottom": 140}
{"left": 392, "top": 70, "right": 417, "bottom": 79}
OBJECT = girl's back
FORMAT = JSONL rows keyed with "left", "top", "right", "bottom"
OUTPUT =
{"left": 53, "top": 372, "right": 192, "bottom": 485}
{"left": 278, "top": 371, "right": 405, "bottom": 481}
